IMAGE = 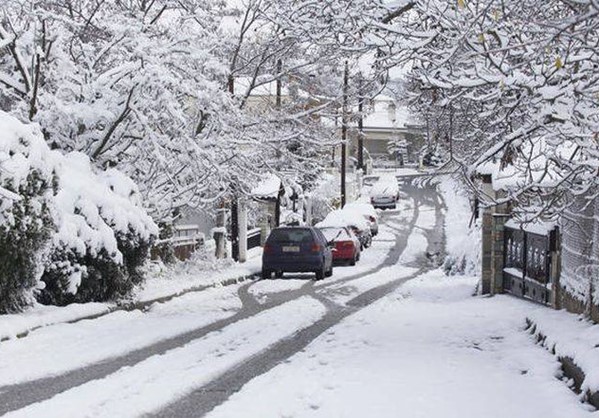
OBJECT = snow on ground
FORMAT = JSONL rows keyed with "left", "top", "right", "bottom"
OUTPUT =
{"left": 135, "top": 250, "right": 261, "bottom": 302}
{"left": 249, "top": 279, "right": 307, "bottom": 301}
{"left": 0, "top": 286, "right": 241, "bottom": 386}
{"left": 0, "top": 250, "right": 261, "bottom": 342}
{"left": 6, "top": 297, "right": 326, "bottom": 418}
{"left": 320, "top": 264, "right": 419, "bottom": 306}
{"left": 399, "top": 227, "right": 427, "bottom": 264}
{"left": 205, "top": 270, "right": 596, "bottom": 418}
{"left": 399, "top": 204, "right": 434, "bottom": 264}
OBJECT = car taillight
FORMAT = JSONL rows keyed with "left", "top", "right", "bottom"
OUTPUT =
{"left": 264, "top": 243, "right": 273, "bottom": 254}
{"left": 311, "top": 243, "right": 322, "bottom": 252}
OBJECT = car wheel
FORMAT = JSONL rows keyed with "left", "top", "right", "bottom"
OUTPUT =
{"left": 275, "top": 270, "right": 283, "bottom": 279}
{"left": 325, "top": 265, "right": 333, "bottom": 277}
{"left": 314, "top": 267, "right": 325, "bottom": 281}
{"left": 350, "top": 256, "right": 356, "bottom": 266}
{"left": 261, "top": 269, "right": 271, "bottom": 280}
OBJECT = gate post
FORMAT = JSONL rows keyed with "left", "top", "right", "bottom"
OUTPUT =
{"left": 491, "top": 213, "right": 510, "bottom": 295}
{"left": 481, "top": 207, "right": 493, "bottom": 294}
{"left": 214, "top": 207, "right": 227, "bottom": 259}
{"left": 238, "top": 200, "right": 248, "bottom": 263}
{"left": 549, "top": 227, "right": 561, "bottom": 309}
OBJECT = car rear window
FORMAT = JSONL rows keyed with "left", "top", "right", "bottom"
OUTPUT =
{"left": 268, "top": 228, "right": 314, "bottom": 243}
{"left": 371, "top": 178, "right": 399, "bottom": 196}
{"left": 319, "top": 227, "right": 351, "bottom": 241}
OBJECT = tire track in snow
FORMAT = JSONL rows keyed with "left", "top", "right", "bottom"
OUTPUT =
{"left": 152, "top": 182, "right": 445, "bottom": 417}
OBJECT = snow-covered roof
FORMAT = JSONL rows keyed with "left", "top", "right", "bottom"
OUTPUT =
{"left": 251, "top": 174, "right": 282, "bottom": 199}
{"left": 361, "top": 95, "right": 415, "bottom": 130}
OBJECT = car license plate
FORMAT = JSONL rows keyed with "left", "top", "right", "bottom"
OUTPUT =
{"left": 282, "top": 246, "right": 300, "bottom": 253}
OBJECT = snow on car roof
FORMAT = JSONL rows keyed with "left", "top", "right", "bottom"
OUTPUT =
{"left": 316, "top": 209, "right": 369, "bottom": 230}
{"left": 343, "top": 202, "right": 378, "bottom": 219}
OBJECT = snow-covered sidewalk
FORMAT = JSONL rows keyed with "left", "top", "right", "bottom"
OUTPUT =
{"left": 0, "top": 249, "right": 262, "bottom": 342}
{"left": 206, "top": 270, "right": 598, "bottom": 418}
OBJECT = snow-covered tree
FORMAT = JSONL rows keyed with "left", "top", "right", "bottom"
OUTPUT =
{"left": 374, "top": 0, "right": 599, "bottom": 218}
{"left": 0, "top": 110, "right": 158, "bottom": 311}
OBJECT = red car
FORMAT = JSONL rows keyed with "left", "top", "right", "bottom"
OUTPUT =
{"left": 319, "top": 226, "right": 361, "bottom": 265}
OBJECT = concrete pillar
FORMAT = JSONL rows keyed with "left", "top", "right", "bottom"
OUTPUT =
{"left": 481, "top": 207, "right": 493, "bottom": 294}
{"left": 480, "top": 174, "right": 494, "bottom": 295}
{"left": 305, "top": 196, "right": 313, "bottom": 226}
{"left": 214, "top": 207, "right": 227, "bottom": 259}
{"left": 260, "top": 201, "right": 275, "bottom": 246}
{"left": 238, "top": 201, "right": 247, "bottom": 263}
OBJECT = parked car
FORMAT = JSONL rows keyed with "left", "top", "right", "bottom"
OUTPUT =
{"left": 316, "top": 210, "right": 372, "bottom": 249}
{"left": 262, "top": 227, "right": 333, "bottom": 280}
{"left": 319, "top": 226, "right": 361, "bottom": 265}
{"left": 343, "top": 202, "right": 379, "bottom": 236}
{"left": 370, "top": 176, "right": 400, "bottom": 209}
{"left": 362, "top": 175, "right": 380, "bottom": 187}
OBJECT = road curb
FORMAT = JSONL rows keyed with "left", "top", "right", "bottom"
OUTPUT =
{"left": 525, "top": 317, "right": 599, "bottom": 410}
{"left": 1, "top": 270, "right": 260, "bottom": 344}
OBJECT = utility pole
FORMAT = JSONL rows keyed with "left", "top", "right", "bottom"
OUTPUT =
{"left": 449, "top": 106, "right": 454, "bottom": 161}
{"left": 228, "top": 75, "right": 240, "bottom": 262}
{"left": 357, "top": 76, "right": 364, "bottom": 174}
{"left": 276, "top": 59, "right": 282, "bottom": 109}
{"left": 341, "top": 60, "right": 348, "bottom": 208}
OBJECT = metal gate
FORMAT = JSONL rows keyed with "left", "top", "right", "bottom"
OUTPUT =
{"left": 503, "top": 225, "right": 557, "bottom": 305}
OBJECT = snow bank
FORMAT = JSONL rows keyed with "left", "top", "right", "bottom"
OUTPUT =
{"left": 438, "top": 176, "right": 481, "bottom": 275}
{"left": 528, "top": 309, "right": 599, "bottom": 394}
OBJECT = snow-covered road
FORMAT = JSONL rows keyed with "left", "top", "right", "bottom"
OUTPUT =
{"left": 0, "top": 180, "right": 593, "bottom": 418}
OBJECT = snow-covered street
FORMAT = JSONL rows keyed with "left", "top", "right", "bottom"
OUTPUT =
{"left": 207, "top": 270, "right": 592, "bottom": 418}
{"left": 0, "top": 180, "right": 594, "bottom": 417}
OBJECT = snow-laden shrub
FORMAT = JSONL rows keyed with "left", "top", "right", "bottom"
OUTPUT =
{"left": 38, "top": 154, "right": 158, "bottom": 305}
{"left": 0, "top": 111, "right": 158, "bottom": 309}
{"left": 0, "top": 115, "right": 56, "bottom": 313}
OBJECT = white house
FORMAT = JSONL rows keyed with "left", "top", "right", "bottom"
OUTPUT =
{"left": 349, "top": 95, "right": 423, "bottom": 166}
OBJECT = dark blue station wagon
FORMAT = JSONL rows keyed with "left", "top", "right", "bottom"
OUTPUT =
{"left": 262, "top": 227, "right": 334, "bottom": 280}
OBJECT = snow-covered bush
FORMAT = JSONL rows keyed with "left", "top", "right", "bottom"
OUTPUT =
{"left": 0, "top": 115, "right": 56, "bottom": 313}
{"left": 39, "top": 153, "right": 158, "bottom": 305}
{"left": 0, "top": 111, "right": 158, "bottom": 309}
